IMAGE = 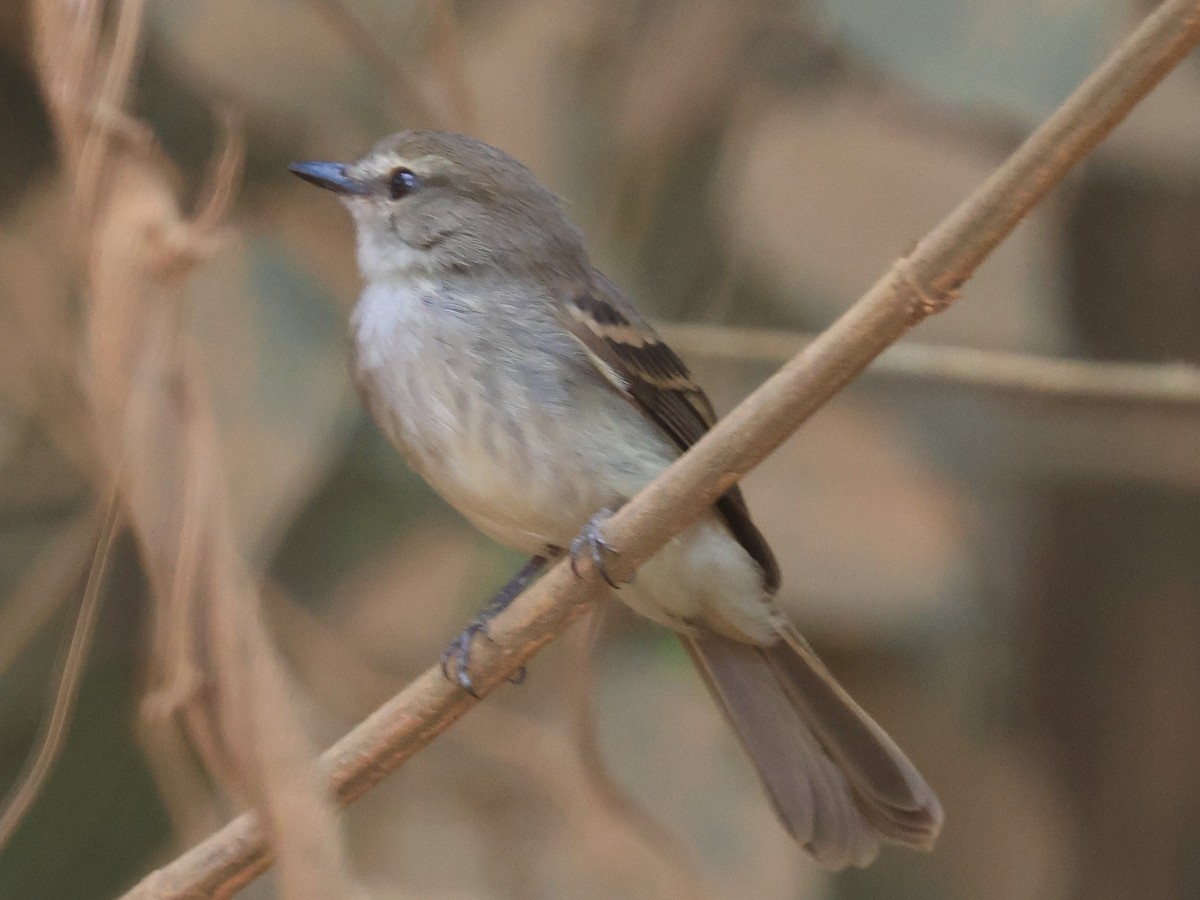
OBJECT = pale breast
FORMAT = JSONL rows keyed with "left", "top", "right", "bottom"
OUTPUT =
{"left": 349, "top": 278, "right": 676, "bottom": 554}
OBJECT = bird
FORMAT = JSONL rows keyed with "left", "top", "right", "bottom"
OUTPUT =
{"left": 289, "top": 130, "right": 942, "bottom": 868}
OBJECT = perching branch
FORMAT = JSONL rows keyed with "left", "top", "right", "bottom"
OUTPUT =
{"left": 123, "top": 1, "right": 1200, "bottom": 896}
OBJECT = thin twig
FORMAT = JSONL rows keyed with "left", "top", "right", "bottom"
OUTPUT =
{"left": 0, "top": 506, "right": 100, "bottom": 678}
{"left": 121, "top": 1, "right": 1200, "bottom": 896}
{"left": 657, "top": 322, "right": 1200, "bottom": 407}
{"left": 75, "top": 0, "right": 147, "bottom": 216}
{"left": 566, "top": 610, "right": 713, "bottom": 900}
{"left": 0, "top": 491, "right": 120, "bottom": 849}
{"left": 467, "top": 700, "right": 712, "bottom": 898}
{"left": 425, "top": 0, "right": 477, "bottom": 133}
{"left": 304, "top": 0, "right": 445, "bottom": 128}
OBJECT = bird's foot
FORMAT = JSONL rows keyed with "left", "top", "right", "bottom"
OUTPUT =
{"left": 569, "top": 509, "right": 621, "bottom": 588}
{"left": 440, "top": 554, "right": 548, "bottom": 696}
{"left": 441, "top": 620, "right": 491, "bottom": 697}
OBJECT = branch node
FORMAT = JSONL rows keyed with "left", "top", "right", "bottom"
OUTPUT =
{"left": 895, "top": 256, "right": 959, "bottom": 322}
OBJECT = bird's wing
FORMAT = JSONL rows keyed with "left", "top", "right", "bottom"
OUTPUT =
{"left": 555, "top": 272, "right": 780, "bottom": 592}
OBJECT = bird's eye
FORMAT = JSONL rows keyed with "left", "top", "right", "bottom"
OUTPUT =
{"left": 388, "top": 167, "right": 419, "bottom": 200}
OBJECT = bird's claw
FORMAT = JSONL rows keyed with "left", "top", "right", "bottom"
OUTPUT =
{"left": 439, "top": 553, "right": 549, "bottom": 696}
{"left": 441, "top": 621, "right": 525, "bottom": 696}
{"left": 440, "top": 621, "right": 488, "bottom": 697}
{"left": 569, "top": 509, "right": 620, "bottom": 588}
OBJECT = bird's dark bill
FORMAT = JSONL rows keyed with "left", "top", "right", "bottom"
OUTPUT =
{"left": 287, "top": 161, "right": 369, "bottom": 196}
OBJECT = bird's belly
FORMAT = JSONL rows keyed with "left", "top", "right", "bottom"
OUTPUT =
{"left": 358, "top": 344, "right": 660, "bottom": 554}
{"left": 417, "top": 429, "right": 597, "bottom": 553}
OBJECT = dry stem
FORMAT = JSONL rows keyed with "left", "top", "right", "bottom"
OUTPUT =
{"left": 565, "top": 611, "right": 712, "bottom": 900}
{"left": 31, "top": 0, "right": 366, "bottom": 895}
{"left": 657, "top": 323, "right": 1200, "bottom": 407}
{"left": 0, "top": 495, "right": 119, "bottom": 850}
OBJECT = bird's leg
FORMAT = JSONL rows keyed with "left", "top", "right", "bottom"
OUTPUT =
{"left": 442, "top": 553, "right": 549, "bottom": 696}
{"left": 569, "top": 508, "right": 621, "bottom": 588}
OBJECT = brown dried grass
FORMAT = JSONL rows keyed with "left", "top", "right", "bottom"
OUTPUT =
{"left": 16, "top": 1, "right": 365, "bottom": 895}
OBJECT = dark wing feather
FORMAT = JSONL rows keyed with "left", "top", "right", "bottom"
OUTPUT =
{"left": 557, "top": 272, "right": 780, "bottom": 592}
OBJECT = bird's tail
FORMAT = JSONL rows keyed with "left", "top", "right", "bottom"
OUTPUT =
{"left": 682, "top": 625, "right": 943, "bottom": 869}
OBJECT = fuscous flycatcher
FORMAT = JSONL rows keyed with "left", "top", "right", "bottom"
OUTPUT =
{"left": 289, "top": 131, "right": 942, "bottom": 868}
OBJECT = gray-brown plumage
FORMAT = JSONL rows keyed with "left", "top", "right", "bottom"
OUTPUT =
{"left": 290, "top": 130, "right": 943, "bottom": 868}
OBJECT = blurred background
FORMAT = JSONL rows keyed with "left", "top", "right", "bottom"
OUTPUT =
{"left": 1, "top": 0, "right": 1199, "bottom": 897}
